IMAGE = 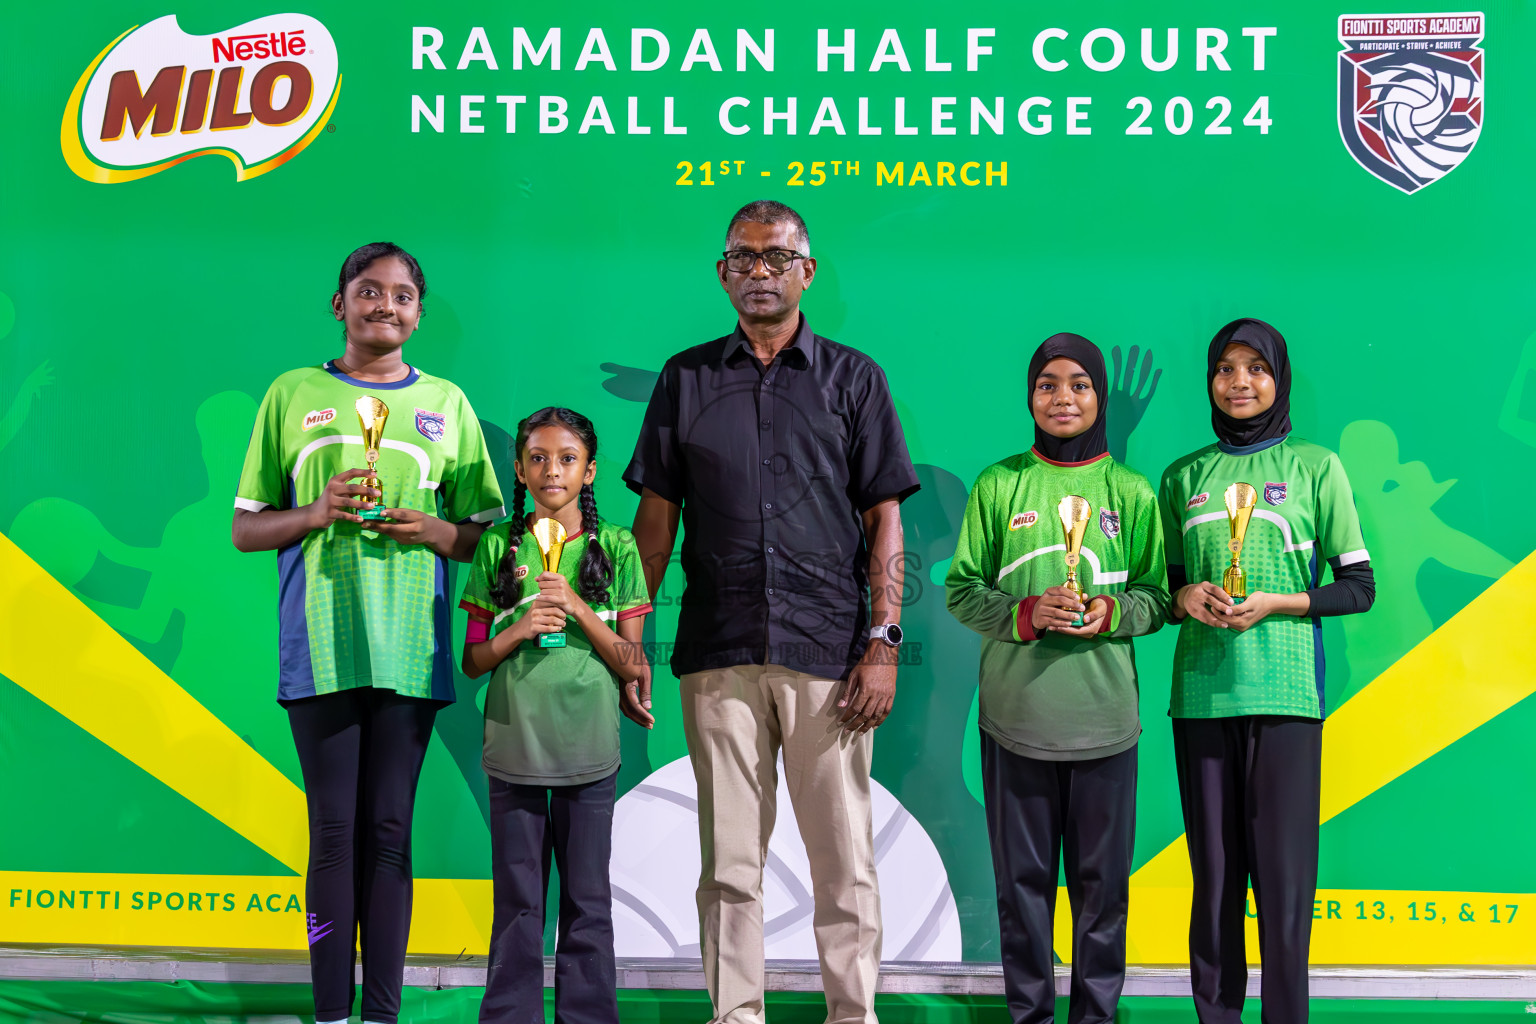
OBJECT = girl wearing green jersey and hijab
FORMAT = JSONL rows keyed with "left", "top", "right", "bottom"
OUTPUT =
{"left": 947, "top": 333, "right": 1170, "bottom": 1024}
{"left": 1160, "top": 318, "right": 1375, "bottom": 1024}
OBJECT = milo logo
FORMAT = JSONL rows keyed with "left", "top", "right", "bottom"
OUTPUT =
{"left": 1186, "top": 492, "right": 1210, "bottom": 510}
{"left": 1009, "top": 511, "right": 1038, "bottom": 530}
{"left": 62, "top": 13, "right": 341, "bottom": 183}
{"left": 301, "top": 408, "right": 336, "bottom": 431}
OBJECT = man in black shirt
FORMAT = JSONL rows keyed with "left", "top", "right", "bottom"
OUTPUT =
{"left": 625, "top": 200, "right": 919, "bottom": 1024}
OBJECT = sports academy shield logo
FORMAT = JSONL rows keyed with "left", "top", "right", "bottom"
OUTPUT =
{"left": 1337, "top": 13, "right": 1484, "bottom": 194}
{"left": 1099, "top": 509, "right": 1121, "bottom": 539}
{"left": 415, "top": 408, "right": 446, "bottom": 442}
{"left": 1265, "top": 481, "right": 1288, "bottom": 505}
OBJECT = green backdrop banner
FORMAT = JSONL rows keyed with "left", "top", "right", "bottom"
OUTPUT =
{"left": 1, "top": 0, "right": 1532, "bottom": 966}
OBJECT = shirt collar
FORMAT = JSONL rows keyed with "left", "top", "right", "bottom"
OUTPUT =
{"left": 1029, "top": 447, "right": 1111, "bottom": 468}
{"left": 1217, "top": 434, "right": 1289, "bottom": 456}
{"left": 724, "top": 313, "right": 815, "bottom": 368}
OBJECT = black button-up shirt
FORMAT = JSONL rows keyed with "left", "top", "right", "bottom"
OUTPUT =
{"left": 624, "top": 315, "right": 920, "bottom": 681}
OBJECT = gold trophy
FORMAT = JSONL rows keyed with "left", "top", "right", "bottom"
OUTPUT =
{"left": 354, "top": 397, "right": 390, "bottom": 521}
{"left": 1057, "top": 495, "right": 1092, "bottom": 627}
{"left": 531, "top": 518, "right": 568, "bottom": 649}
{"left": 1222, "top": 483, "right": 1258, "bottom": 603}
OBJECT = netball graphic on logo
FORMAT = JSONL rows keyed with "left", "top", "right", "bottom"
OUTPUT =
{"left": 1337, "top": 13, "right": 1484, "bottom": 194}
{"left": 62, "top": 14, "right": 341, "bottom": 184}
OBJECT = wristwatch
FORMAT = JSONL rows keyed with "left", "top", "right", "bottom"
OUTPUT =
{"left": 868, "top": 623, "right": 904, "bottom": 648}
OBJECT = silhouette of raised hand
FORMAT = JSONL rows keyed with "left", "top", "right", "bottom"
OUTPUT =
{"left": 0, "top": 359, "right": 55, "bottom": 451}
{"left": 601, "top": 362, "right": 661, "bottom": 404}
{"left": 1106, "top": 345, "right": 1161, "bottom": 462}
{"left": 1498, "top": 329, "right": 1536, "bottom": 448}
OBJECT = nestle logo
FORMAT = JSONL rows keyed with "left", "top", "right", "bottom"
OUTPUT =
{"left": 213, "top": 30, "right": 306, "bottom": 63}
{"left": 64, "top": 14, "right": 340, "bottom": 184}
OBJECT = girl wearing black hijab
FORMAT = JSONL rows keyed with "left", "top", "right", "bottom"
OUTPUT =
{"left": 1158, "top": 318, "right": 1376, "bottom": 1024}
{"left": 947, "top": 333, "right": 1170, "bottom": 1024}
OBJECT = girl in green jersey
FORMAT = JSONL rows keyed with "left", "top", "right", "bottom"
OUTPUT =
{"left": 460, "top": 407, "right": 654, "bottom": 1024}
{"left": 1160, "top": 318, "right": 1376, "bottom": 1024}
{"left": 233, "top": 243, "right": 505, "bottom": 1024}
{"left": 947, "top": 333, "right": 1169, "bottom": 1024}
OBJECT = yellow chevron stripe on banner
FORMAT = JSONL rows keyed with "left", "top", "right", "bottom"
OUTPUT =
{"left": 0, "top": 532, "right": 308, "bottom": 873}
{"left": 1132, "top": 549, "right": 1536, "bottom": 887}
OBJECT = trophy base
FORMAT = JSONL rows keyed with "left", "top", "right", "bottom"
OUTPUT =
{"left": 1230, "top": 595, "right": 1246, "bottom": 605}
{"left": 1069, "top": 613, "right": 1084, "bottom": 627}
{"left": 538, "top": 633, "right": 567, "bottom": 649}
{"left": 356, "top": 507, "right": 392, "bottom": 521}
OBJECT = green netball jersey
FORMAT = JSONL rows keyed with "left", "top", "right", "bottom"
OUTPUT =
{"left": 946, "top": 449, "right": 1169, "bottom": 760}
{"left": 460, "top": 518, "right": 652, "bottom": 786}
{"left": 235, "top": 362, "right": 503, "bottom": 702}
{"left": 1159, "top": 435, "right": 1369, "bottom": 720}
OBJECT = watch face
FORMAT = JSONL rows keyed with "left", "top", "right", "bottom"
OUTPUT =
{"left": 882, "top": 623, "right": 903, "bottom": 646}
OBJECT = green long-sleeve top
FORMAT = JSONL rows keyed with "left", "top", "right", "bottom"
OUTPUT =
{"left": 945, "top": 449, "right": 1170, "bottom": 760}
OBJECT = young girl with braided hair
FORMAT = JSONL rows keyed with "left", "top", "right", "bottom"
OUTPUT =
{"left": 459, "top": 407, "right": 653, "bottom": 1024}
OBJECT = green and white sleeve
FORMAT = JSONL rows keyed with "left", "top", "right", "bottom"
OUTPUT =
{"left": 235, "top": 380, "right": 289, "bottom": 512}
{"left": 443, "top": 396, "right": 504, "bottom": 524}
{"left": 1317, "top": 453, "right": 1369, "bottom": 569}
{"left": 945, "top": 470, "right": 1031, "bottom": 644}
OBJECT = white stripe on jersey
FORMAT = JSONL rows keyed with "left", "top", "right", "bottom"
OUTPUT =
{"left": 1182, "top": 509, "right": 1314, "bottom": 553}
{"left": 493, "top": 593, "right": 538, "bottom": 626}
{"left": 468, "top": 505, "right": 506, "bottom": 524}
{"left": 1335, "top": 548, "right": 1370, "bottom": 566}
{"left": 997, "top": 544, "right": 1130, "bottom": 586}
{"left": 291, "top": 434, "right": 440, "bottom": 492}
{"left": 491, "top": 594, "right": 619, "bottom": 627}
{"left": 233, "top": 496, "right": 270, "bottom": 512}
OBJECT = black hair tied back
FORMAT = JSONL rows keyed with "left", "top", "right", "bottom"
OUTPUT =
{"left": 486, "top": 407, "right": 613, "bottom": 610}
{"left": 487, "top": 474, "right": 527, "bottom": 609}
{"left": 577, "top": 481, "right": 612, "bottom": 604}
{"left": 335, "top": 241, "right": 427, "bottom": 314}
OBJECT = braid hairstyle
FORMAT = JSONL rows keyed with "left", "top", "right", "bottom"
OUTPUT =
{"left": 487, "top": 475, "right": 528, "bottom": 609}
{"left": 576, "top": 482, "right": 612, "bottom": 604}
{"left": 486, "top": 406, "right": 612, "bottom": 608}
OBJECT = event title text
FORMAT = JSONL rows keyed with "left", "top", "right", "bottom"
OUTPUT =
{"left": 407, "top": 24, "right": 1278, "bottom": 137}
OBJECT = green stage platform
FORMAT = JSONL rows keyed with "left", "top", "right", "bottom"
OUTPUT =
{"left": 0, "top": 980, "right": 1531, "bottom": 1023}
{"left": 1, "top": 946, "right": 1532, "bottom": 1022}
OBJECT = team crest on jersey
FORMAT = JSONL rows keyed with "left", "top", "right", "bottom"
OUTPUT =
{"left": 1100, "top": 509, "right": 1121, "bottom": 539}
{"left": 415, "top": 408, "right": 446, "bottom": 442}
{"left": 1186, "top": 492, "right": 1210, "bottom": 510}
{"left": 1337, "top": 13, "right": 1484, "bottom": 194}
{"left": 1009, "top": 511, "right": 1038, "bottom": 530}
{"left": 1265, "top": 481, "right": 1289, "bottom": 505}
{"left": 301, "top": 408, "right": 336, "bottom": 431}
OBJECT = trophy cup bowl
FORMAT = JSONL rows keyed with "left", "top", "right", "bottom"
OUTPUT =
{"left": 354, "top": 396, "right": 392, "bottom": 521}
{"left": 1057, "top": 495, "right": 1092, "bottom": 627}
{"left": 532, "top": 517, "right": 568, "bottom": 649}
{"left": 1222, "top": 482, "right": 1258, "bottom": 603}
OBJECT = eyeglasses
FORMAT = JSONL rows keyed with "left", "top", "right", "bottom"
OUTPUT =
{"left": 721, "top": 249, "right": 807, "bottom": 273}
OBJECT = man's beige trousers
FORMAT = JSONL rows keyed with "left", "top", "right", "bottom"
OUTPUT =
{"left": 680, "top": 663, "right": 882, "bottom": 1024}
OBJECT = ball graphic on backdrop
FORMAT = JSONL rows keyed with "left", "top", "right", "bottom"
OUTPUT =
{"left": 610, "top": 755, "right": 961, "bottom": 961}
